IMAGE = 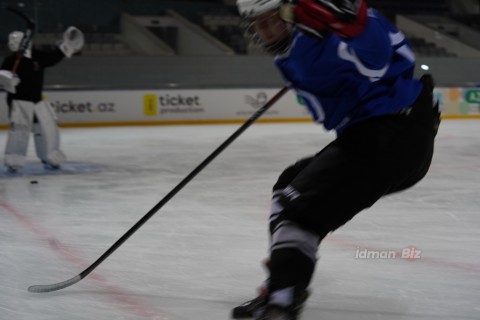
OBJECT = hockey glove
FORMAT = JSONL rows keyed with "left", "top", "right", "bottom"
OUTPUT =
{"left": 59, "top": 26, "right": 85, "bottom": 58}
{"left": 280, "top": 0, "right": 368, "bottom": 38}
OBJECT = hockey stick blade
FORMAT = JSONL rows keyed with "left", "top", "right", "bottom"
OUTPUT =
{"left": 27, "top": 86, "right": 289, "bottom": 293}
{"left": 28, "top": 275, "right": 81, "bottom": 293}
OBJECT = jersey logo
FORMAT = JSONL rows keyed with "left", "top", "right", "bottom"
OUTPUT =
{"left": 337, "top": 42, "right": 389, "bottom": 82}
{"left": 296, "top": 88, "right": 325, "bottom": 123}
{"left": 389, "top": 31, "right": 415, "bottom": 62}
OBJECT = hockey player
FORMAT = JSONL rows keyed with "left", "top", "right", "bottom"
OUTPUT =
{"left": 0, "top": 26, "right": 84, "bottom": 173}
{"left": 232, "top": 0, "right": 440, "bottom": 319}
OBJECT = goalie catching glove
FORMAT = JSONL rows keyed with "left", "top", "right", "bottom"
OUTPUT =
{"left": 58, "top": 26, "right": 85, "bottom": 58}
{"left": 280, "top": 0, "right": 368, "bottom": 38}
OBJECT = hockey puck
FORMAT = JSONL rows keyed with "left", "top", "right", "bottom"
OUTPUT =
{"left": 30, "top": 180, "right": 38, "bottom": 184}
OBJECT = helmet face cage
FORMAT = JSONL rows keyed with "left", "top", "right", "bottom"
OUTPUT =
{"left": 237, "top": 0, "right": 292, "bottom": 55}
{"left": 8, "top": 31, "right": 24, "bottom": 52}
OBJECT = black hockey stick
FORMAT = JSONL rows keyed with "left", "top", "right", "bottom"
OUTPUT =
{"left": 28, "top": 86, "right": 289, "bottom": 293}
{"left": 8, "top": 7, "right": 35, "bottom": 73}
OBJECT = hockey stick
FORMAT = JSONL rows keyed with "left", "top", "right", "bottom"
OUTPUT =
{"left": 8, "top": 7, "right": 35, "bottom": 73}
{"left": 28, "top": 86, "right": 289, "bottom": 293}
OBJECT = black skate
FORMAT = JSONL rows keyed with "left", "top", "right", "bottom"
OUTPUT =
{"left": 42, "top": 161, "right": 60, "bottom": 170}
{"left": 232, "top": 294, "right": 267, "bottom": 319}
{"left": 232, "top": 289, "right": 309, "bottom": 320}
{"left": 6, "top": 166, "right": 18, "bottom": 173}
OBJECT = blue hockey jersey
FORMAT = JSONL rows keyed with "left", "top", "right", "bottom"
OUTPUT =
{"left": 275, "top": 9, "right": 422, "bottom": 133}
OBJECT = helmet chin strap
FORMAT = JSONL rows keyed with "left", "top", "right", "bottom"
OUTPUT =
{"left": 263, "top": 32, "right": 292, "bottom": 55}
{"left": 261, "top": 20, "right": 294, "bottom": 55}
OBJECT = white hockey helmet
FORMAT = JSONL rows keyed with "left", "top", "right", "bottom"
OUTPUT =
{"left": 236, "top": 0, "right": 283, "bottom": 18}
{"left": 236, "top": 0, "right": 292, "bottom": 55}
{"left": 8, "top": 31, "right": 24, "bottom": 52}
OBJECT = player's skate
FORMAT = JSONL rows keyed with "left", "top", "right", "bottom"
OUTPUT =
{"left": 6, "top": 165, "right": 19, "bottom": 173}
{"left": 232, "top": 288, "right": 309, "bottom": 320}
{"left": 5, "top": 153, "right": 26, "bottom": 173}
{"left": 232, "top": 292, "right": 268, "bottom": 319}
{"left": 42, "top": 160, "right": 61, "bottom": 170}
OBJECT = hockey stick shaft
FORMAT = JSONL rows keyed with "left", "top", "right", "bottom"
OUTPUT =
{"left": 8, "top": 7, "right": 35, "bottom": 74}
{"left": 28, "top": 86, "right": 289, "bottom": 293}
{"left": 12, "top": 29, "right": 33, "bottom": 73}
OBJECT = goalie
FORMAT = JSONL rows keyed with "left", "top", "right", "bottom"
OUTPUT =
{"left": 0, "top": 26, "right": 84, "bottom": 173}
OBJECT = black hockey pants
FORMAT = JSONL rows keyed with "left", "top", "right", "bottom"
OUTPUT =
{"left": 267, "top": 74, "right": 440, "bottom": 293}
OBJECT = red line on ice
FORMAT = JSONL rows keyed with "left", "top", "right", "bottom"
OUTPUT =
{"left": 0, "top": 201, "right": 170, "bottom": 320}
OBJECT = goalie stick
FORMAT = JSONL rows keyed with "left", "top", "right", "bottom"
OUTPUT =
{"left": 28, "top": 86, "right": 289, "bottom": 293}
{"left": 7, "top": 7, "right": 36, "bottom": 73}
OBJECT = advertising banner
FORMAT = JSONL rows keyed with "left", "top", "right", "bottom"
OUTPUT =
{"left": 0, "top": 89, "right": 310, "bottom": 127}
{"left": 435, "top": 88, "right": 480, "bottom": 117}
{"left": 0, "top": 87, "right": 479, "bottom": 128}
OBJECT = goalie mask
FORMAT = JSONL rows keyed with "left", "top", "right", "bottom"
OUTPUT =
{"left": 237, "top": 0, "right": 293, "bottom": 55}
{"left": 8, "top": 31, "right": 24, "bottom": 52}
{"left": 8, "top": 31, "right": 32, "bottom": 57}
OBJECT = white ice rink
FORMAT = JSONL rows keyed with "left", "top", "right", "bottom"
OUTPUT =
{"left": 0, "top": 120, "right": 479, "bottom": 320}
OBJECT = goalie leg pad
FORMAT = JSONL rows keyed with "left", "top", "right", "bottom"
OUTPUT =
{"left": 4, "top": 100, "right": 35, "bottom": 169}
{"left": 33, "top": 101, "right": 66, "bottom": 167}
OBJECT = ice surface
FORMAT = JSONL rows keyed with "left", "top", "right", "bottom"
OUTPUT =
{"left": 1, "top": 120, "right": 479, "bottom": 320}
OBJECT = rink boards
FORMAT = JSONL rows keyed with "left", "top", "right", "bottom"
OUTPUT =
{"left": 0, "top": 87, "right": 479, "bottom": 128}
